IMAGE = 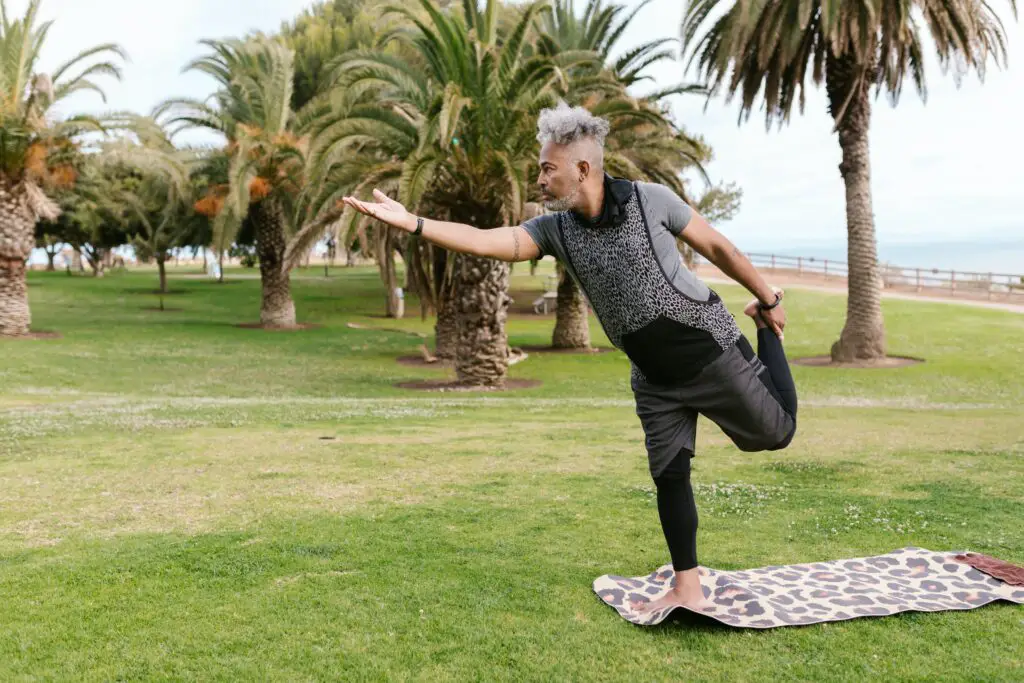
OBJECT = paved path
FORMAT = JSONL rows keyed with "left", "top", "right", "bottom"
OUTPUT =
{"left": 699, "top": 274, "right": 1024, "bottom": 315}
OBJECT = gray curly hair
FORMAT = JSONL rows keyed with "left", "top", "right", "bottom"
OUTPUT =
{"left": 536, "top": 102, "right": 610, "bottom": 168}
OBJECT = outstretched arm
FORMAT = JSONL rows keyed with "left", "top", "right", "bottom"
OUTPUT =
{"left": 343, "top": 190, "right": 540, "bottom": 263}
{"left": 679, "top": 211, "right": 786, "bottom": 337}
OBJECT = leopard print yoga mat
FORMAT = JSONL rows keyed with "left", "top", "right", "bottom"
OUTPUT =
{"left": 593, "top": 546, "right": 1024, "bottom": 628}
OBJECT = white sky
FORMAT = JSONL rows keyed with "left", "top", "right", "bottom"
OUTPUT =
{"left": 16, "top": 0, "right": 1024, "bottom": 251}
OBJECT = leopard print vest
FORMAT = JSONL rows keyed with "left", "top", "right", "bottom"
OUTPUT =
{"left": 557, "top": 184, "right": 741, "bottom": 386}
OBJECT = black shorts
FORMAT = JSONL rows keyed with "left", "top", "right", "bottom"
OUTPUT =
{"left": 632, "top": 337, "right": 796, "bottom": 477}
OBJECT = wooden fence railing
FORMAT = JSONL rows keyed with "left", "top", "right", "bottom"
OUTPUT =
{"left": 693, "top": 252, "right": 1024, "bottom": 302}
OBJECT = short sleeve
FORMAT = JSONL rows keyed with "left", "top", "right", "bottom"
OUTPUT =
{"left": 520, "top": 213, "right": 559, "bottom": 259}
{"left": 640, "top": 183, "right": 693, "bottom": 236}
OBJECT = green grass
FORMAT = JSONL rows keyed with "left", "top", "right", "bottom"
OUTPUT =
{"left": 1, "top": 263, "right": 1022, "bottom": 681}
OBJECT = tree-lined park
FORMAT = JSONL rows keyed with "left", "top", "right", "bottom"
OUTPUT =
{"left": 1, "top": 0, "right": 1021, "bottom": 679}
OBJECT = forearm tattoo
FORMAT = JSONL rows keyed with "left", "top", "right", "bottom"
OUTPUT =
{"left": 512, "top": 227, "right": 521, "bottom": 262}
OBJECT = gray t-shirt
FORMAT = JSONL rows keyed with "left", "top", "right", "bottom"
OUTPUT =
{"left": 523, "top": 181, "right": 715, "bottom": 303}
{"left": 521, "top": 179, "right": 741, "bottom": 385}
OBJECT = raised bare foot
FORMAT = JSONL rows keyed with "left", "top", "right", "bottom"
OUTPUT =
{"left": 744, "top": 287, "right": 784, "bottom": 329}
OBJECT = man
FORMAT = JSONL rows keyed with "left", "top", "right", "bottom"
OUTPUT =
{"left": 343, "top": 102, "right": 797, "bottom": 615}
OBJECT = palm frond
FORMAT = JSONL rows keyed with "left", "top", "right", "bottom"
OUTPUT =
{"left": 51, "top": 44, "right": 127, "bottom": 86}
{"left": 398, "top": 150, "right": 438, "bottom": 210}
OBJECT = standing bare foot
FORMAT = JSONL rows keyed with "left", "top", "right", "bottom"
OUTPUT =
{"left": 631, "top": 588, "right": 715, "bottom": 616}
{"left": 631, "top": 567, "right": 715, "bottom": 615}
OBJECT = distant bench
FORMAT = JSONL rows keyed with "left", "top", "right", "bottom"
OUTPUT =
{"left": 532, "top": 274, "right": 559, "bottom": 314}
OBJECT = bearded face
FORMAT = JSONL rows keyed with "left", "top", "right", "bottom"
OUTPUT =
{"left": 537, "top": 141, "right": 586, "bottom": 213}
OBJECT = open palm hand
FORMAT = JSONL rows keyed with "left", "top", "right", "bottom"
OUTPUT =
{"left": 342, "top": 189, "right": 411, "bottom": 231}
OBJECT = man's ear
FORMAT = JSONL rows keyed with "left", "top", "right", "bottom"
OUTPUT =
{"left": 577, "top": 159, "right": 591, "bottom": 182}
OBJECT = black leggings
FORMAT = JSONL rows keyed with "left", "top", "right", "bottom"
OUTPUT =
{"left": 654, "top": 452, "right": 699, "bottom": 571}
{"left": 756, "top": 328, "right": 798, "bottom": 418}
{"left": 654, "top": 329, "right": 797, "bottom": 571}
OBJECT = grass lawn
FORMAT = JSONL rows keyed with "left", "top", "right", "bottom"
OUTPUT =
{"left": 1, "top": 262, "right": 1022, "bottom": 681}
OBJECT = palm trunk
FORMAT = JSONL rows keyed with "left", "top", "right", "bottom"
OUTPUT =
{"left": 45, "top": 245, "right": 57, "bottom": 271}
{"left": 435, "top": 295, "right": 457, "bottom": 360}
{"left": 378, "top": 228, "right": 402, "bottom": 318}
{"left": 0, "top": 181, "right": 36, "bottom": 336}
{"left": 826, "top": 53, "right": 886, "bottom": 362}
{"left": 432, "top": 247, "right": 457, "bottom": 359}
{"left": 404, "top": 240, "right": 433, "bottom": 320}
{"left": 552, "top": 263, "right": 590, "bottom": 349}
{"left": 157, "top": 256, "right": 168, "bottom": 294}
{"left": 254, "top": 199, "right": 296, "bottom": 327}
{"left": 0, "top": 256, "right": 30, "bottom": 335}
{"left": 382, "top": 255, "right": 401, "bottom": 318}
{"left": 455, "top": 254, "right": 510, "bottom": 387}
{"left": 85, "top": 247, "right": 105, "bottom": 277}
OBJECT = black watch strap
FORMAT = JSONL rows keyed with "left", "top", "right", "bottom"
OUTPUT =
{"left": 759, "top": 292, "right": 781, "bottom": 310}
{"left": 413, "top": 217, "right": 424, "bottom": 236}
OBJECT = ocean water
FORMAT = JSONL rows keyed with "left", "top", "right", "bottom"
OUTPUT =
{"left": 747, "top": 240, "right": 1024, "bottom": 276}
{"left": 27, "top": 239, "right": 1024, "bottom": 275}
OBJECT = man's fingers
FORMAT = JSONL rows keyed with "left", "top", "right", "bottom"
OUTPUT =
{"left": 344, "top": 195, "right": 402, "bottom": 225}
{"left": 343, "top": 196, "right": 373, "bottom": 214}
{"left": 353, "top": 199, "right": 377, "bottom": 217}
{"left": 372, "top": 188, "right": 398, "bottom": 209}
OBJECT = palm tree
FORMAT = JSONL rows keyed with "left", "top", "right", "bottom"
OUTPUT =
{"left": 0, "top": 0, "right": 126, "bottom": 336}
{"left": 535, "top": 0, "right": 678, "bottom": 88}
{"left": 279, "top": 0, "right": 418, "bottom": 318}
{"left": 682, "top": 0, "right": 1015, "bottom": 362}
{"left": 94, "top": 117, "right": 193, "bottom": 298}
{"left": 277, "top": 0, "right": 383, "bottom": 111}
{"left": 159, "top": 38, "right": 310, "bottom": 327}
{"left": 304, "top": 0, "right": 592, "bottom": 387}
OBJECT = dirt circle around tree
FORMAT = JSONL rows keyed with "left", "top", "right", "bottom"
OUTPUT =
{"left": 127, "top": 288, "right": 190, "bottom": 296}
{"left": 395, "top": 378, "right": 543, "bottom": 392}
{"left": 396, "top": 355, "right": 452, "bottom": 368}
{"left": 516, "top": 344, "right": 615, "bottom": 355}
{"left": 345, "top": 322, "right": 428, "bottom": 338}
{"left": 235, "top": 322, "right": 323, "bottom": 332}
{"left": 791, "top": 355, "right": 925, "bottom": 369}
{"left": 2, "top": 330, "right": 63, "bottom": 340}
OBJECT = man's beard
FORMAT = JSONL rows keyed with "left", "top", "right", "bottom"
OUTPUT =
{"left": 542, "top": 179, "right": 582, "bottom": 212}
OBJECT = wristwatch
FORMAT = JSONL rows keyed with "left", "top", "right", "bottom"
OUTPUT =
{"left": 413, "top": 217, "right": 424, "bottom": 236}
{"left": 759, "top": 292, "right": 782, "bottom": 310}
